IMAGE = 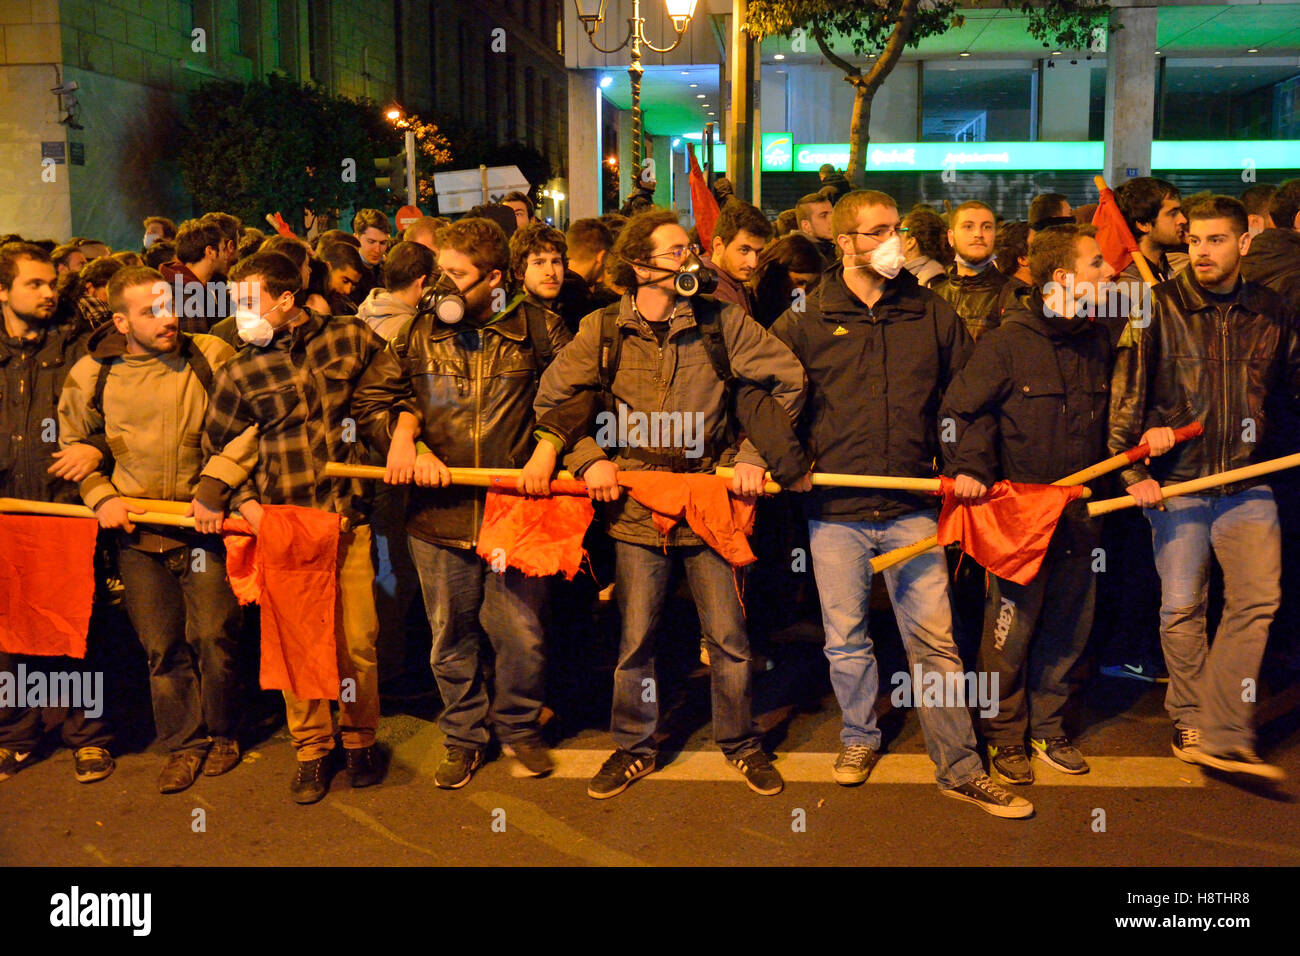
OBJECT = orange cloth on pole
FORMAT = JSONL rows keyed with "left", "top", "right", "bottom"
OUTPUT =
{"left": 0, "top": 514, "right": 98, "bottom": 658}
{"left": 224, "top": 505, "right": 341, "bottom": 700}
{"left": 1091, "top": 186, "right": 1139, "bottom": 276}
{"left": 619, "top": 472, "right": 758, "bottom": 567}
{"left": 476, "top": 479, "right": 594, "bottom": 579}
{"left": 937, "top": 477, "right": 1085, "bottom": 586}
{"left": 688, "top": 144, "right": 721, "bottom": 248}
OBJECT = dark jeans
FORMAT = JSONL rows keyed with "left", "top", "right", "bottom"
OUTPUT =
{"left": 0, "top": 651, "right": 111, "bottom": 752}
{"left": 611, "top": 540, "right": 759, "bottom": 758}
{"left": 978, "top": 511, "right": 1099, "bottom": 745}
{"left": 117, "top": 542, "right": 241, "bottom": 754}
{"left": 408, "top": 536, "right": 548, "bottom": 750}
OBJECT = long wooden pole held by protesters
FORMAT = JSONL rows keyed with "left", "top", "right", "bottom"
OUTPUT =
{"left": 868, "top": 422, "right": 1204, "bottom": 574}
{"left": 1086, "top": 452, "right": 1300, "bottom": 517}
{"left": 0, "top": 497, "right": 351, "bottom": 532}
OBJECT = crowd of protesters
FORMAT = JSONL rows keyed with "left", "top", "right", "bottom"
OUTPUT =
{"left": 1, "top": 170, "right": 1298, "bottom": 821}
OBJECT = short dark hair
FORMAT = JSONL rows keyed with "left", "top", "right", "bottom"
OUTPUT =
{"left": 1029, "top": 223, "right": 1097, "bottom": 290}
{"left": 1270, "top": 179, "right": 1300, "bottom": 231}
{"left": 714, "top": 201, "right": 773, "bottom": 246}
{"left": 1114, "top": 177, "right": 1180, "bottom": 235}
{"left": 608, "top": 208, "right": 680, "bottom": 290}
{"left": 951, "top": 200, "right": 996, "bottom": 223}
{"left": 403, "top": 216, "right": 446, "bottom": 244}
{"left": 198, "top": 211, "right": 242, "bottom": 244}
{"left": 995, "top": 220, "right": 1031, "bottom": 277}
{"left": 315, "top": 229, "right": 360, "bottom": 253}
{"left": 1239, "top": 184, "right": 1277, "bottom": 217}
{"left": 237, "top": 227, "right": 266, "bottom": 262}
{"left": 82, "top": 256, "right": 124, "bottom": 290}
{"left": 0, "top": 242, "right": 53, "bottom": 290}
{"left": 830, "top": 190, "right": 897, "bottom": 240}
{"left": 51, "top": 243, "right": 83, "bottom": 269}
{"left": 107, "top": 265, "right": 165, "bottom": 314}
{"left": 565, "top": 218, "right": 613, "bottom": 261}
{"left": 174, "top": 219, "right": 226, "bottom": 265}
{"left": 774, "top": 209, "right": 799, "bottom": 237}
{"left": 228, "top": 251, "right": 302, "bottom": 299}
{"left": 144, "top": 241, "right": 175, "bottom": 270}
{"left": 143, "top": 216, "right": 177, "bottom": 239}
{"left": 110, "top": 251, "right": 144, "bottom": 267}
{"left": 1027, "top": 193, "right": 1070, "bottom": 230}
{"left": 1184, "top": 194, "right": 1248, "bottom": 237}
{"left": 383, "top": 240, "right": 434, "bottom": 291}
{"left": 509, "top": 223, "right": 567, "bottom": 279}
{"left": 352, "top": 208, "right": 391, "bottom": 236}
{"left": 502, "top": 191, "right": 534, "bottom": 217}
{"left": 260, "top": 234, "right": 310, "bottom": 270}
{"left": 321, "top": 241, "right": 365, "bottom": 274}
{"left": 901, "top": 206, "right": 949, "bottom": 262}
{"left": 435, "top": 217, "right": 510, "bottom": 276}
{"left": 795, "top": 193, "right": 832, "bottom": 227}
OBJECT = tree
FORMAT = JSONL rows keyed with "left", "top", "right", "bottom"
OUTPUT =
{"left": 745, "top": 0, "right": 1111, "bottom": 186}
{"left": 178, "top": 74, "right": 451, "bottom": 231}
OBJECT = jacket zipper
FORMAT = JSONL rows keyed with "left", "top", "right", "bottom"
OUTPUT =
{"left": 1219, "top": 308, "right": 1230, "bottom": 480}
{"left": 472, "top": 344, "right": 482, "bottom": 535}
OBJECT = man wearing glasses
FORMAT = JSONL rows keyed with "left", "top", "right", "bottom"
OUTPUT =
{"left": 769, "top": 190, "right": 1033, "bottom": 819}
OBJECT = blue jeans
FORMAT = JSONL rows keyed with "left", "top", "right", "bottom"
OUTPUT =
{"left": 611, "top": 540, "right": 759, "bottom": 758}
{"left": 1146, "top": 486, "right": 1281, "bottom": 754}
{"left": 808, "top": 512, "right": 984, "bottom": 788}
{"left": 407, "top": 536, "right": 548, "bottom": 750}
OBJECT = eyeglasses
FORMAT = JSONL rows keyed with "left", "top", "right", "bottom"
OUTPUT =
{"left": 842, "top": 226, "right": 901, "bottom": 242}
{"left": 649, "top": 243, "right": 700, "bottom": 262}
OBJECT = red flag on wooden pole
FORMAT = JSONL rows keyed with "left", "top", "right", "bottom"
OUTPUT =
{"left": 1091, "top": 182, "right": 1139, "bottom": 277}
{"left": 0, "top": 515, "right": 98, "bottom": 658}
{"left": 688, "top": 143, "right": 720, "bottom": 247}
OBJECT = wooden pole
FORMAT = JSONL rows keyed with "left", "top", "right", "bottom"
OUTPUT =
{"left": 1086, "top": 452, "right": 1300, "bottom": 517}
{"left": 0, "top": 498, "right": 350, "bottom": 533}
{"left": 1094, "top": 175, "right": 1160, "bottom": 288}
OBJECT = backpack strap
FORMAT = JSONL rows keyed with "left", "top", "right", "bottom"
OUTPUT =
{"left": 522, "top": 302, "right": 555, "bottom": 373}
{"left": 691, "top": 295, "right": 734, "bottom": 386}
{"left": 597, "top": 300, "right": 622, "bottom": 391}
{"left": 178, "top": 334, "right": 215, "bottom": 395}
{"left": 90, "top": 356, "right": 116, "bottom": 417}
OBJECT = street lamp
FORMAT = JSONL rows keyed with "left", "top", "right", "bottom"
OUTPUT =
{"left": 574, "top": 0, "right": 700, "bottom": 176}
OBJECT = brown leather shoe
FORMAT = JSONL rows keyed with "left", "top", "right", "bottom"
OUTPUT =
{"left": 158, "top": 751, "right": 205, "bottom": 794}
{"left": 203, "top": 737, "right": 242, "bottom": 776}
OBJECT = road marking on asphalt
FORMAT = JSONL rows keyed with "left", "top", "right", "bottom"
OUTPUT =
{"left": 332, "top": 801, "right": 439, "bottom": 858}
{"left": 468, "top": 792, "right": 648, "bottom": 867}
{"left": 545, "top": 751, "right": 1206, "bottom": 787}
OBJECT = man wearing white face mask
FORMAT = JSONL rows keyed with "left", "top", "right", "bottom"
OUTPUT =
{"left": 202, "top": 251, "right": 391, "bottom": 805}
{"left": 932, "top": 200, "right": 1008, "bottom": 342}
{"left": 769, "top": 190, "right": 1032, "bottom": 819}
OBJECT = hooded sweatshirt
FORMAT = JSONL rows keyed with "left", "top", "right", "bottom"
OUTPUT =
{"left": 356, "top": 286, "right": 418, "bottom": 341}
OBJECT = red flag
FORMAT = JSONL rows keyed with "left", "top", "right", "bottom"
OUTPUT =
{"left": 224, "top": 505, "right": 341, "bottom": 700}
{"left": 0, "top": 514, "right": 98, "bottom": 658}
{"left": 1091, "top": 185, "right": 1139, "bottom": 276}
{"left": 476, "top": 480, "right": 594, "bottom": 579}
{"left": 619, "top": 472, "right": 758, "bottom": 567}
{"left": 688, "top": 144, "right": 720, "bottom": 248}
{"left": 937, "top": 478, "right": 1085, "bottom": 585}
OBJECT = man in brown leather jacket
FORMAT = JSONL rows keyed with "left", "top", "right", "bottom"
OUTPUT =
{"left": 1109, "top": 195, "right": 1300, "bottom": 782}
{"left": 351, "top": 217, "right": 571, "bottom": 790}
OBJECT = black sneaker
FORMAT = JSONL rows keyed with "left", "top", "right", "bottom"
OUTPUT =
{"left": 345, "top": 744, "right": 385, "bottom": 788}
{"left": 1171, "top": 725, "right": 1201, "bottom": 763}
{"left": 434, "top": 746, "right": 483, "bottom": 790}
{"left": 0, "top": 747, "right": 33, "bottom": 782}
{"left": 1189, "top": 747, "right": 1285, "bottom": 781}
{"left": 988, "top": 743, "right": 1034, "bottom": 785}
{"left": 941, "top": 773, "right": 1034, "bottom": 819}
{"left": 73, "top": 746, "right": 115, "bottom": 784}
{"left": 1031, "top": 736, "right": 1089, "bottom": 774}
{"left": 587, "top": 749, "right": 655, "bottom": 799}
{"left": 832, "top": 744, "right": 879, "bottom": 786}
{"left": 503, "top": 736, "right": 555, "bottom": 778}
{"left": 728, "top": 750, "right": 784, "bottom": 796}
{"left": 1100, "top": 661, "right": 1169, "bottom": 684}
{"left": 290, "top": 754, "right": 334, "bottom": 804}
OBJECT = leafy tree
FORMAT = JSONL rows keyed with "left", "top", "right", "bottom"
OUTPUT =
{"left": 746, "top": 0, "right": 1112, "bottom": 185}
{"left": 178, "top": 74, "right": 451, "bottom": 231}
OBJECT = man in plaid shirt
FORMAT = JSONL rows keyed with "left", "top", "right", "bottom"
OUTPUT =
{"left": 201, "top": 251, "right": 400, "bottom": 805}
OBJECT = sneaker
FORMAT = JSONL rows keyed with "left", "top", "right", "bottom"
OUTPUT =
{"left": 941, "top": 773, "right": 1035, "bottom": 819}
{"left": 0, "top": 748, "right": 33, "bottom": 781}
{"left": 988, "top": 743, "right": 1034, "bottom": 785}
{"left": 204, "top": 736, "right": 242, "bottom": 776}
{"left": 1188, "top": 747, "right": 1285, "bottom": 781}
{"left": 832, "top": 743, "right": 879, "bottom": 786}
{"left": 434, "top": 746, "right": 483, "bottom": 790}
{"left": 158, "top": 750, "right": 205, "bottom": 794}
{"left": 1031, "top": 736, "right": 1090, "bottom": 774}
{"left": 587, "top": 749, "right": 655, "bottom": 799}
{"left": 1171, "top": 725, "right": 1201, "bottom": 763}
{"left": 345, "top": 744, "right": 385, "bottom": 788}
{"left": 1100, "top": 661, "right": 1169, "bottom": 684}
{"left": 728, "top": 749, "right": 784, "bottom": 795}
{"left": 290, "top": 754, "right": 334, "bottom": 804}
{"left": 73, "top": 746, "right": 115, "bottom": 784}
{"left": 503, "top": 737, "right": 555, "bottom": 778}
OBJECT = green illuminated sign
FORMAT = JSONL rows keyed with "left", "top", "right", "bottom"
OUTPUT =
{"left": 761, "top": 133, "right": 793, "bottom": 171}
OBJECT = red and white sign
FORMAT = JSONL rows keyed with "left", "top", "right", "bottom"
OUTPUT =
{"left": 395, "top": 205, "right": 423, "bottom": 231}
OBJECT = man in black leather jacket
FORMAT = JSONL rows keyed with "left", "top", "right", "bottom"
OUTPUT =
{"left": 931, "top": 200, "right": 1008, "bottom": 342}
{"left": 352, "top": 218, "right": 571, "bottom": 790}
{"left": 1109, "top": 195, "right": 1300, "bottom": 781}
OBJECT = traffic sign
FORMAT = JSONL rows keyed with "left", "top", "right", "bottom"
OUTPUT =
{"left": 395, "top": 205, "right": 423, "bottom": 231}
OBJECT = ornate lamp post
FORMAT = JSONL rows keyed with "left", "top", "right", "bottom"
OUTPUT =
{"left": 574, "top": 0, "right": 699, "bottom": 175}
